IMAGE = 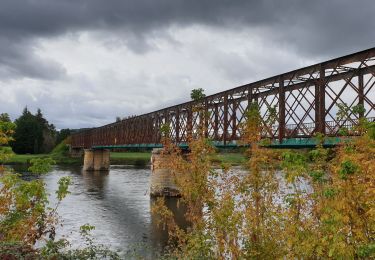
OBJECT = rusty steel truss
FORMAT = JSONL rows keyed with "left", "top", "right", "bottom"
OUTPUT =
{"left": 71, "top": 48, "right": 375, "bottom": 149}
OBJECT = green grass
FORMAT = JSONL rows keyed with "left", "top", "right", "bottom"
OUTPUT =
{"left": 110, "top": 151, "right": 247, "bottom": 166}
{"left": 3, "top": 149, "right": 246, "bottom": 167}
{"left": 210, "top": 152, "right": 247, "bottom": 166}
{"left": 3, "top": 154, "right": 49, "bottom": 164}
{"left": 110, "top": 152, "right": 151, "bottom": 166}
{"left": 110, "top": 152, "right": 151, "bottom": 160}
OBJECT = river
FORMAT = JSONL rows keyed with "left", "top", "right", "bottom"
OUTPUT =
{"left": 9, "top": 162, "right": 311, "bottom": 258}
{"left": 11, "top": 164, "right": 188, "bottom": 258}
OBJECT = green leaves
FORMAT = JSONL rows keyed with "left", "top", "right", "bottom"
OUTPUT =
{"left": 79, "top": 223, "right": 95, "bottom": 236}
{"left": 338, "top": 127, "right": 349, "bottom": 136}
{"left": 338, "top": 160, "right": 358, "bottom": 179}
{"left": 190, "top": 88, "right": 206, "bottom": 101}
{"left": 0, "top": 170, "right": 48, "bottom": 244}
{"left": 357, "top": 243, "right": 375, "bottom": 258}
{"left": 368, "top": 122, "right": 375, "bottom": 140}
{"left": 308, "top": 170, "right": 325, "bottom": 183}
{"left": 323, "top": 188, "right": 337, "bottom": 198}
{"left": 352, "top": 104, "right": 366, "bottom": 117}
{"left": 160, "top": 123, "right": 170, "bottom": 138}
{"left": 56, "top": 176, "right": 72, "bottom": 201}
{"left": 28, "top": 157, "right": 55, "bottom": 174}
{"left": 336, "top": 103, "right": 351, "bottom": 121}
{"left": 281, "top": 151, "right": 307, "bottom": 182}
{"left": 0, "top": 146, "right": 14, "bottom": 164}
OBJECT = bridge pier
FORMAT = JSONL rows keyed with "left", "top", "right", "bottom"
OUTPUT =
{"left": 83, "top": 149, "right": 110, "bottom": 171}
{"left": 150, "top": 148, "right": 180, "bottom": 197}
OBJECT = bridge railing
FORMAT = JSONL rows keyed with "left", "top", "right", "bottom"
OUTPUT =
{"left": 71, "top": 48, "right": 375, "bottom": 149}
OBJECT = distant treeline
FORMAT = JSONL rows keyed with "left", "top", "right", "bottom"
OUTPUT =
{"left": 0, "top": 108, "right": 73, "bottom": 154}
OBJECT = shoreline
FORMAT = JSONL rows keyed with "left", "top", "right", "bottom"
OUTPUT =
{"left": 2, "top": 151, "right": 247, "bottom": 167}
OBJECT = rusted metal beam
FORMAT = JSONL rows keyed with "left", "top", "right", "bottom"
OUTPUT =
{"left": 278, "top": 76, "right": 285, "bottom": 142}
{"left": 358, "top": 69, "right": 365, "bottom": 118}
{"left": 223, "top": 94, "right": 228, "bottom": 145}
{"left": 318, "top": 65, "right": 326, "bottom": 134}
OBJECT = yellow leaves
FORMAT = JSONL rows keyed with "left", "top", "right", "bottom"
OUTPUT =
{"left": 154, "top": 103, "right": 375, "bottom": 259}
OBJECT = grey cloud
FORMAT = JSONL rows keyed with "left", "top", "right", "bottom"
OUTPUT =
{"left": 0, "top": 36, "right": 66, "bottom": 80}
{"left": 0, "top": 0, "right": 374, "bottom": 128}
{"left": 1, "top": 0, "right": 374, "bottom": 62}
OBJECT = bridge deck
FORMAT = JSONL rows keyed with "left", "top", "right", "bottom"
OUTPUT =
{"left": 89, "top": 137, "right": 343, "bottom": 150}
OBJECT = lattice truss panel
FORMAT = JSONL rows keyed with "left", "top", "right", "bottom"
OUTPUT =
{"left": 174, "top": 107, "right": 190, "bottom": 143}
{"left": 206, "top": 95, "right": 226, "bottom": 141}
{"left": 252, "top": 77, "right": 281, "bottom": 139}
{"left": 155, "top": 112, "right": 167, "bottom": 143}
{"left": 235, "top": 98, "right": 250, "bottom": 140}
{"left": 227, "top": 89, "right": 250, "bottom": 140}
{"left": 285, "top": 86, "right": 316, "bottom": 137}
{"left": 363, "top": 73, "right": 375, "bottom": 117}
{"left": 206, "top": 102, "right": 216, "bottom": 139}
{"left": 168, "top": 111, "right": 178, "bottom": 142}
{"left": 324, "top": 56, "right": 375, "bottom": 135}
{"left": 283, "top": 66, "right": 320, "bottom": 137}
{"left": 191, "top": 108, "right": 201, "bottom": 139}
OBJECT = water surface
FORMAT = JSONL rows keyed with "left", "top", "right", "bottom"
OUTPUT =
{"left": 12, "top": 164, "right": 187, "bottom": 258}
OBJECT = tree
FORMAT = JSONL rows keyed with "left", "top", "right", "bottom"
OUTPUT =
{"left": 0, "top": 117, "right": 16, "bottom": 165}
{"left": 0, "top": 113, "right": 11, "bottom": 122}
{"left": 11, "top": 107, "right": 56, "bottom": 154}
{"left": 56, "top": 128, "right": 71, "bottom": 145}
{"left": 190, "top": 88, "right": 206, "bottom": 101}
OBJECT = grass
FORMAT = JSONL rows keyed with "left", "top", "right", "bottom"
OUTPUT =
{"left": 110, "top": 152, "right": 151, "bottom": 166}
{"left": 210, "top": 152, "right": 247, "bottom": 166}
{"left": 2, "top": 143, "right": 247, "bottom": 166}
{"left": 2, "top": 153, "right": 82, "bottom": 165}
{"left": 110, "top": 151, "right": 247, "bottom": 166}
{"left": 3, "top": 154, "right": 49, "bottom": 164}
{"left": 110, "top": 152, "right": 151, "bottom": 160}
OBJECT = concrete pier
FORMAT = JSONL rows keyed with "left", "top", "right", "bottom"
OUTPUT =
{"left": 83, "top": 149, "right": 110, "bottom": 171}
{"left": 150, "top": 148, "right": 180, "bottom": 197}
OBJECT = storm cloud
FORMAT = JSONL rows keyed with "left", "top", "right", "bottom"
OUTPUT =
{"left": 0, "top": 0, "right": 374, "bottom": 128}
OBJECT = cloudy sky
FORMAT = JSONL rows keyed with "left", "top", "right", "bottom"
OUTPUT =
{"left": 0, "top": 0, "right": 374, "bottom": 129}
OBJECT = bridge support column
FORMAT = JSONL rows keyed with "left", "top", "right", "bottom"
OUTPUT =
{"left": 83, "top": 149, "right": 110, "bottom": 171}
{"left": 150, "top": 148, "right": 180, "bottom": 197}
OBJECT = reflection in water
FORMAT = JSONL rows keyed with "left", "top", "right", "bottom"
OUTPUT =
{"left": 81, "top": 170, "right": 109, "bottom": 199}
{"left": 9, "top": 164, "right": 188, "bottom": 258}
{"left": 150, "top": 197, "right": 189, "bottom": 252}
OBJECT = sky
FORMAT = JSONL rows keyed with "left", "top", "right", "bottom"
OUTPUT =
{"left": 0, "top": 0, "right": 374, "bottom": 129}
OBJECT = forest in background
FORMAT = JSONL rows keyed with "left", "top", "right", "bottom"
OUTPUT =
{"left": 1, "top": 109, "right": 71, "bottom": 154}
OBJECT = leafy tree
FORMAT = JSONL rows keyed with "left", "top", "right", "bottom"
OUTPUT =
{"left": 11, "top": 107, "right": 56, "bottom": 154}
{"left": 0, "top": 119, "right": 16, "bottom": 166}
{"left": 190, "top": 88, "right": 206, "bottom": 101}
{"left": 0, "top": 113, "right": 11, "bottom": 122}
{"left": 56, "top": 128, "right": 71, "bottom": 145}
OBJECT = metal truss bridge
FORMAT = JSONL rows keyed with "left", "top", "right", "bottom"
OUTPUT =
{"left": 71, "top": 48, "right": 375, "bottom": 149}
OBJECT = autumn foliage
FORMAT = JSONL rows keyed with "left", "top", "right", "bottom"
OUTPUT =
{"left": 153, "top": 93, "right": 375, "bottom": 259}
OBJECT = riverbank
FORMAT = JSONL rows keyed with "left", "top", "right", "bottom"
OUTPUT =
{"left": 3, "top": 151, "right": 247, "bottom": 166}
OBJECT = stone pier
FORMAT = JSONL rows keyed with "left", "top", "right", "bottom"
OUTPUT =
{"left": 150, "top": 148, "right": 180, "bottom": 197}
{"left": 83, "top": 149, "right": 110, "bottom": 171}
